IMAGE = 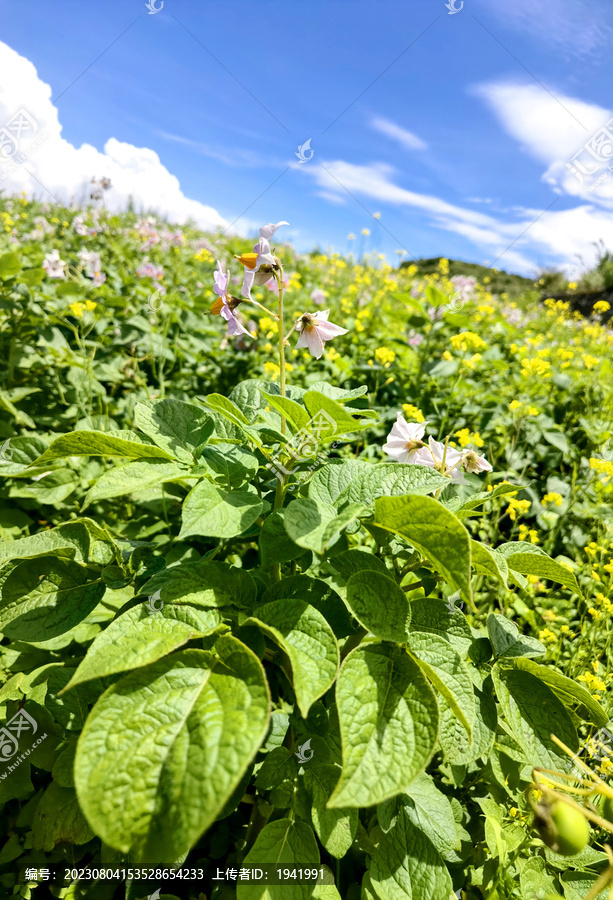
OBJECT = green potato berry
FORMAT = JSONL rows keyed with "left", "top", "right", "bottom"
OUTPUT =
{"left": 535, "top": 799, "right": 590, "bottom": 856}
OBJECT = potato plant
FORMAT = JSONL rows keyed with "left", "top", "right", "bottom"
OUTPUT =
{"left": 0, "top": 199, "right": 612, "bottom": 900}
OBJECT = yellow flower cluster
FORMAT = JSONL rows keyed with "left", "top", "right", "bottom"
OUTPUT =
{"left": 194, "top": 248, "right": 213, "bottom": 263}
{"left": 590, "top": 458, "right": 613, "bottom": 478}
{"left": 578, "top": 671, "right": 607, "bottom": 691}
{"left": 450, "top": 331, "right": 487, "bottom": 353}
{"left": 595, "top": 592, "right": 613, "bottom": 613}
{"left": 539, "top": 628, "right": 556, "bottom": 644}
{"left": 542, "top": 492, "right": 563, "bottom": 507}
{"left": 374, "top": 347, "right": 396, "bottom": 367}
{"left": 506, "top": 496, "right": 531, "bottom": 521}
{"left": 454, "top": 428, "right": 484, "bottom": 448}
{"left": 518, "top": 524, "right": 539, "bottom": 543}
{"left": 69, "top": 300, "right": 96, "bottom": 317}
{"left": 593, "top": 300, "right": 611, "bottom": 313}
{"left": 402, "top": 404, "right": 425, "bottom": 422}
{"left": 520, "top": 358, "right": 551, "bottom": 378}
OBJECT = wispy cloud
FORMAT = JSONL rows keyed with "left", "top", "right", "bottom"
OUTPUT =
{"left": 304, "top": 158, "right": 613, "bottom": 275}
{"left": 370, "top": 116, "right": 427, "bottom": 151}
{"left": 156, "top": 130, "right": 288, "bottom": 169}
{"left": 475, "top": 80, "right": 613, "bottom": 207}
{"left": 474, "top": 0, "right": 613, "bottom": 58}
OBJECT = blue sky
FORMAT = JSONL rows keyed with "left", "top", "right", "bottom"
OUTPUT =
{"left": 2, "top": 0, "right": 613, "bottom": 275}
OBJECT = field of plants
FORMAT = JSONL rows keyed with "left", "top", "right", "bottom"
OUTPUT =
{"left": 0, "top": 195, "right": 613, "bottom": 900}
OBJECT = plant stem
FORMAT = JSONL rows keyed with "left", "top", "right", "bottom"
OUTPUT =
{"left": 275, "top": 269, "right": 287, "bottom": 434}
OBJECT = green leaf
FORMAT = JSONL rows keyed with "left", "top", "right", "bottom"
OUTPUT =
{"left": 0, "top": 557, "right": 105, "bottom": 640}
{"left": 179, "top": 481, "right": 267, "bottom": 539}
{"left": 369, "top": 807, "right": 453, "bottom": 899}
{"left": 336, "top": 464, "right": 450, "bottom": 507}
{"left": 142, "top": 560, "right": 257, "bottom": 611}
{"left": 496, "top": 542, "right": 582, "bottom": 595}
{"left": 304, "top": 765, "right": 358, "bottom": 858}
{"left": 407, "top": 599, "right": 473, "bottom": 658}
{"left": 238, "top": 818, "right": 339, "bottom": 900}
{"left": 83, "top": 459, "right": 186, "bottom": 508}
{"left": 303, "top": 390, "right": 374, "bottom": 437}
{"left": 491, "top": 666, "right": 578, "bottom": 769}
{"left": 329, "top": 549, "right": 388, "bottom": 581}
{"left": 329, "top": 643, "right": 438, "bottom": 808}
{"left": 487, "top": 613, "right": 546, "bottom": 659}
{"left": 344, "top": 571, "right": 411, "bottom": 642}
{"left": 471, "top": 541, "right": 509, "bottom": 588}
{"left": 457, "top": 482, "right": 521, "bottom": 517}
{"left": 407, "top": 631, "right": 475, "bottom": 738}
{"left": 283, "top": 498, "right": 364, "bottom": 555}
{"left": 32, "top": 782, "right": 94, "bottom": 850}
{"left": 374, "top": 495, "right": 472, "bottom": 603}
{"left": 0, "top": 252, "right": 21, "bottom": 279}
{"left": 75, "top": 638, "right": 270, "bottom": 863}
{"left": 438, "top": 678, "right": 497, "bottom": 766}
{"left": 0, "top": 518, "right": 116, "bottom": 567}
{"left": 31, "top": 430, "right": 174, "bottom": 466}
{"left": 244, "top": 600, "right": 339, "bottom": 717}
{"left": 504, "top": 658, "right": 608, "bottom": 728}
{"left": 204, "top": 393, "right": 250, "bottom": 426}
{"left": 133, "top": 399, "right": 214, "bottom": 462}
{"left": 308, "top": 460, "right": 371, "bottom": 506}
{"left": 261, "top": 392, "right": 311, "bottom": 433}
{"left": 260, "top": 510, "right": 308, "bottom": 568}
{"left": 198, "top": 445, "right": 259, "bottom": 489}
{"left": 63, "top": 604, "right": 221, "bottom": 690}
{"left": 261, "top": 576, "right": 354, "bottom": 639}
{"left": 378, "top": 773, "right": 460, "bottom": 859}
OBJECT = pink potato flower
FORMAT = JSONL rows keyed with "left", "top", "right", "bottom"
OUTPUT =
{"left": 295, "top": 309, "right": 348, "bottom": 359}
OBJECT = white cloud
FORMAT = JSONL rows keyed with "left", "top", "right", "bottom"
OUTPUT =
{"left": 475, "top": 80, "right": 613, "bottom": 208}
{"left": 306, "top": 159, "right": 613, "bottom": 275}
{"left": 370, "top": 116, "right": 427, "bottom": 151}
{"left": 0, "top": 41, "right": 231, "bottom": 232}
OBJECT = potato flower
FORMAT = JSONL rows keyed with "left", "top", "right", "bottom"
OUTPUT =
{"left": 382, "top": 414, "right": 427, "bottom": 463}
{"left": 236, "top": 221, "right": 288, "bottom": 300}
{"left": 210, "top": 260, "right": 250, "bottom": 338}
{"left": 295, "top": 309, "right": 347, "bottom": 359}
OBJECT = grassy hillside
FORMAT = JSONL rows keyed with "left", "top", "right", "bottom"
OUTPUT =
{"left": 401, "top": 255, "right": 536, "bottom": 297}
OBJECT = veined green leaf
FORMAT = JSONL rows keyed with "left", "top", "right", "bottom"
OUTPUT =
{"left": 244, "top": 600, "right": 339, "bottom": 717}
{"left": 329, "top": 643, "right": 438, "bottom": 808}
{"left": 75, "top": 639, "right": 270, "bottom": 864}
{"left": 374, "top": 495, "right": 472, "bottom": 604}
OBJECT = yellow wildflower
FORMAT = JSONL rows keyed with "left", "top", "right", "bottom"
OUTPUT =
{"left": 401, "top": 404, "right": 425, "bottom": 422}
{"left": 374, "top": 347, "right": 396, "bottom": 367}
{"left": 542, "top": 492, "right": 563, "bottom": 507}
{"left": 593, "top": 300, "right": 611, "bottom": 313}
